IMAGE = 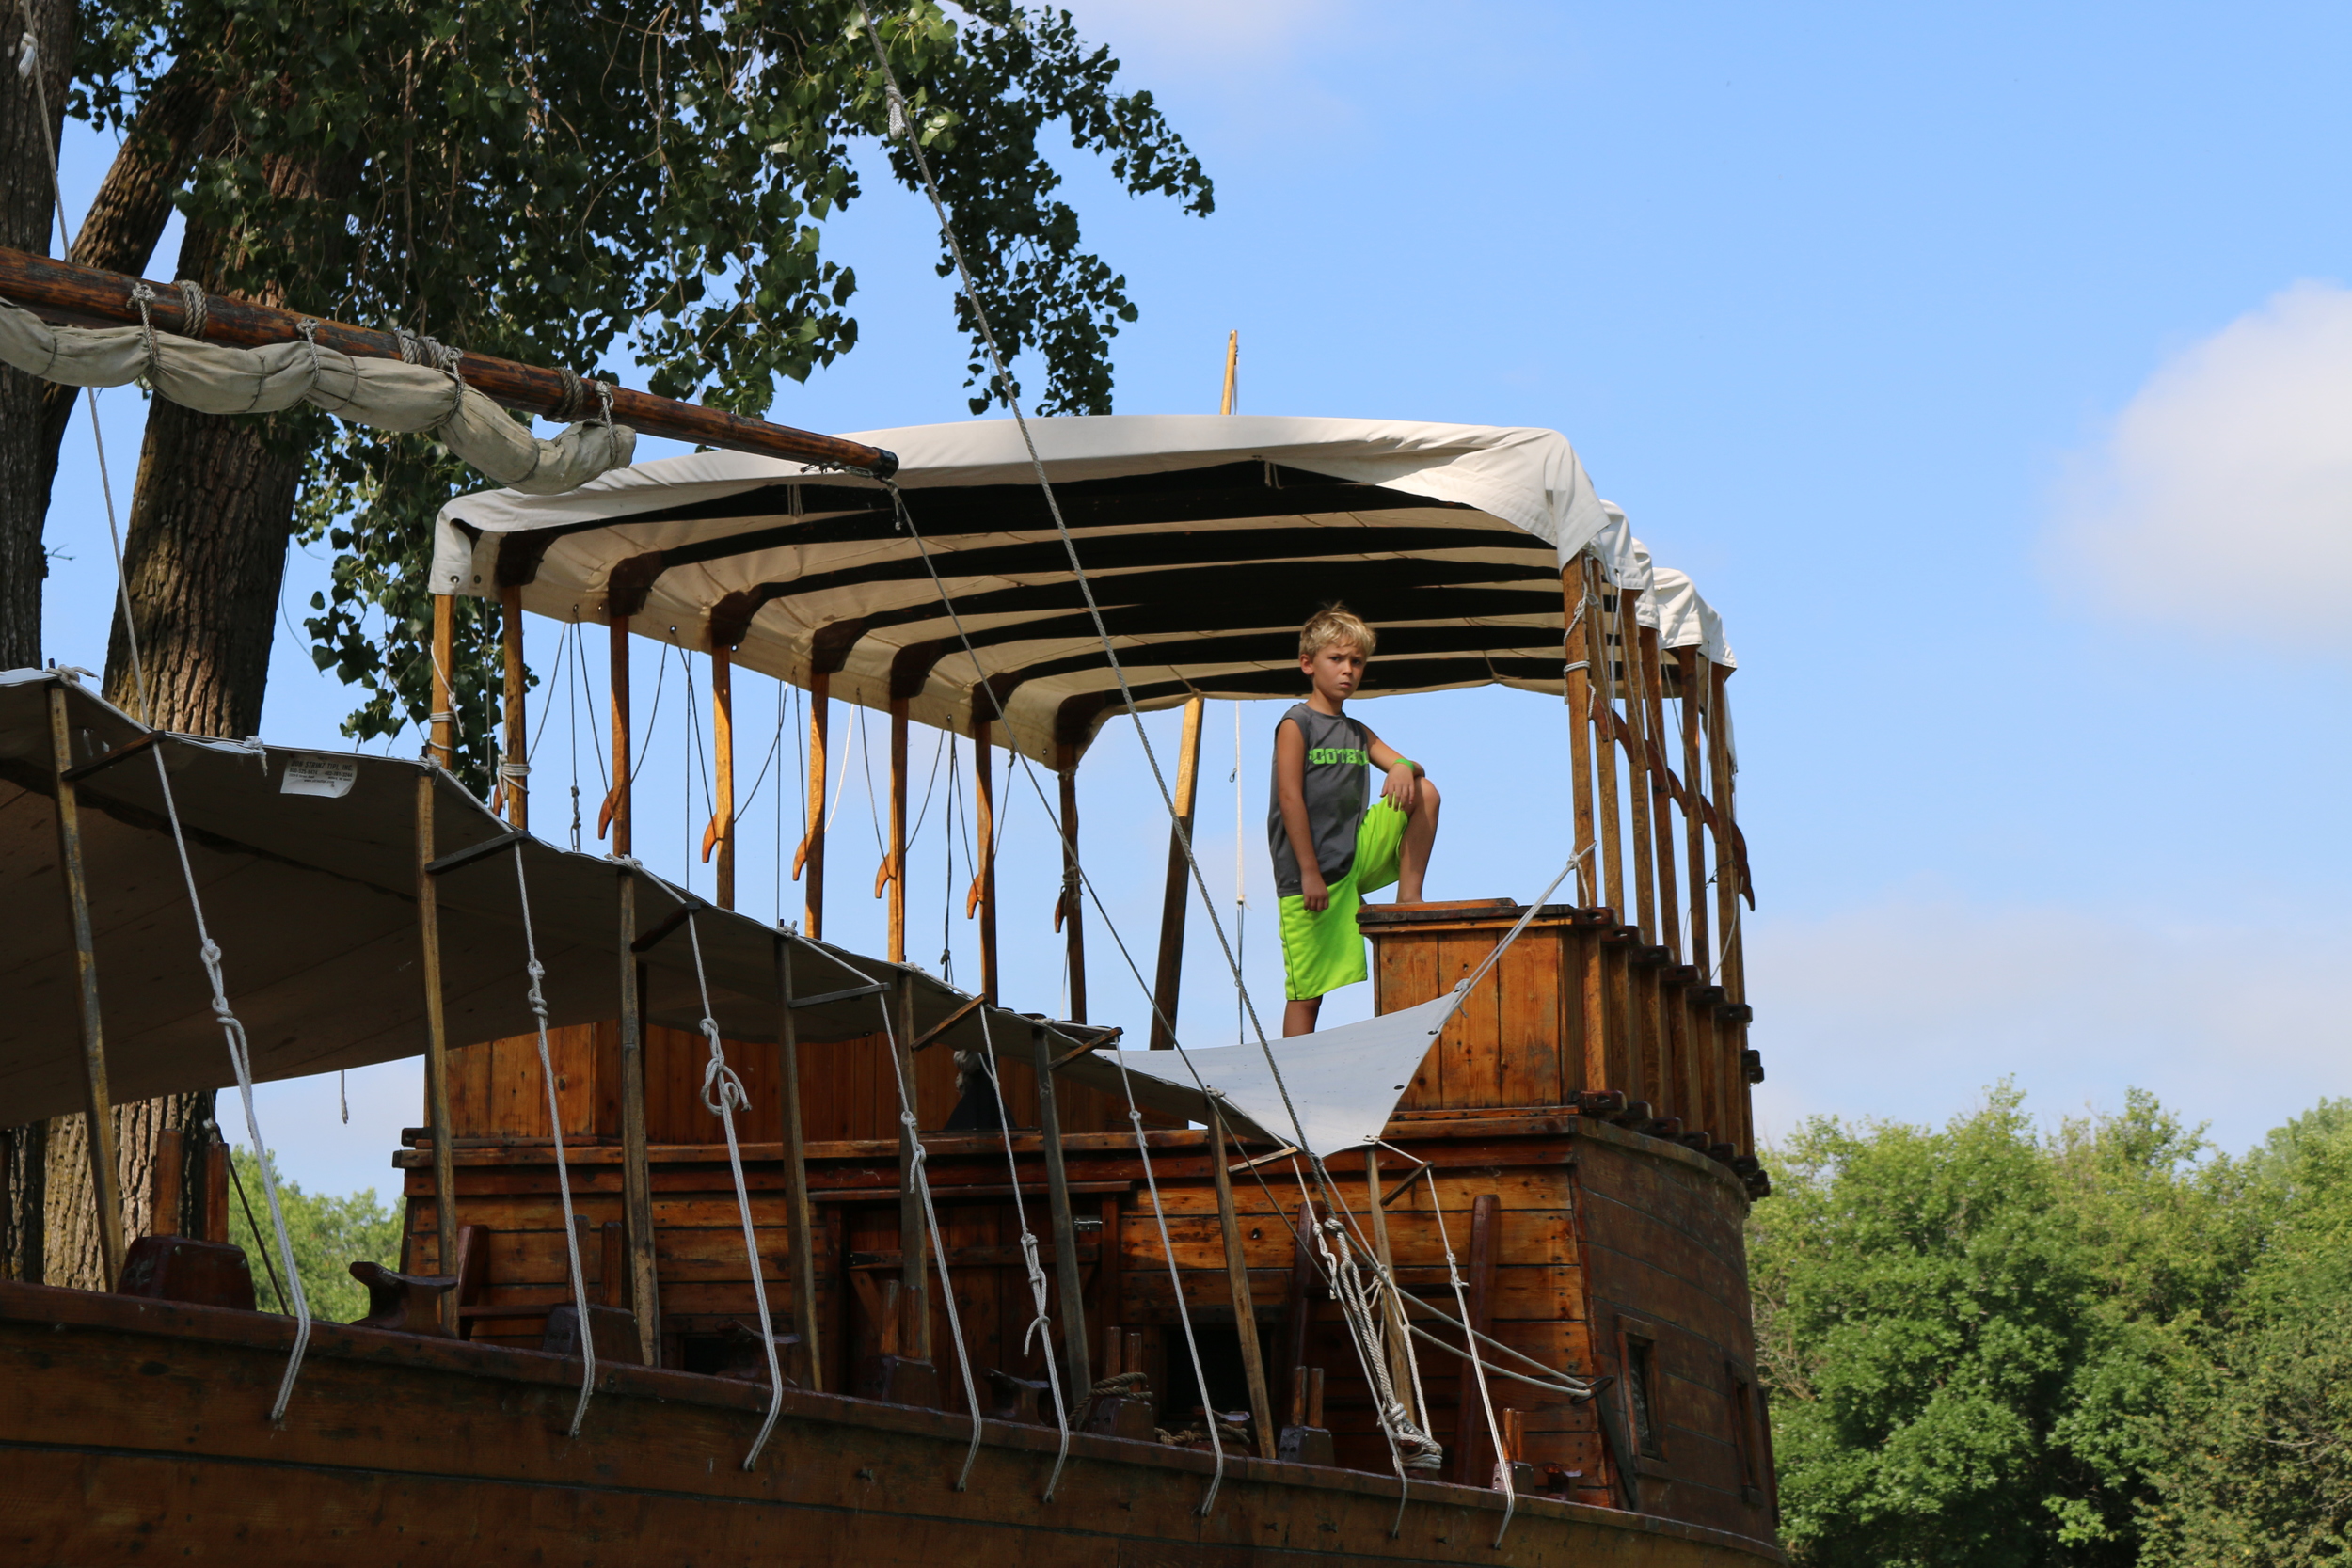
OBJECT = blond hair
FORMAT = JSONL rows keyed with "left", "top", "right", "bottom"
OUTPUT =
{"left": 1299, "top": 605, "right": 1376, "bottom": 660}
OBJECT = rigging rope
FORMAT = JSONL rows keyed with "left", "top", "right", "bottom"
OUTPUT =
{"left": 682, "top": 910, "right": 786, "bottom": 1468}
{"left": 512, "top": 843, "right": 598, "bottom": 1435}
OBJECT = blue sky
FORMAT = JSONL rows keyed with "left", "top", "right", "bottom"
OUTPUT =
{"left": 35, "top": 2, "right": 2352, "bottom": 1196}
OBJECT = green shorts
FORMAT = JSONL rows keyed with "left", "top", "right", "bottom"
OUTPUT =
{"left": 1279, "top": 801, "right": 1409, "bottom": 1002}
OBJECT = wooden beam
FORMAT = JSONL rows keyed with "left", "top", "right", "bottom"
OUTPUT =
{"left": 47, "top": 685, "right": 124, "bottom": 1289}
{"left": 603, "top": 616, "right": 631, "bottom": 854}
{"left": 1638, "top": 626, "right": 1681, "bottom": 965}
{"left": 1677, "top": 649, "right": 1711, "bottom": 999}
{"left": 775, "top": 937, "right": 821, "bottom": 1390}
{"left": 1279, "top": 1198, "right": 1318, "bottom": 1435}
{"left": 885, "top": 698, "right": 909, "bottom": 964}
{"left": 499, "top": 585, "right": 527, "bottom": 830}
{"left": 617, "top": 896, "right": 658, "bottom": 1366}
{"left": 1057, "top": 745, "right": 1087, "bottom": 1023}
{"left": 970, "top": 719, "right": 997, "bottom": 1003}
{"left": 1148, "top": 696, "right": 1206, "bottom": 1049}
{"left": 1709, "top": 665, "right": 1743, "bottom": 1003}
{"left": 1620, "top": 588, "right": 1656, "bottom": 945}
{"left": 797, "top": 671, "right": 828, "bottom": 941}
{"left": 1206, "top": 1100, "right": 1276, "bottom": 1456}
{"left": 1561, "top": 565, "right": 1598, "bottom": 907}
{"left": 705, "top": 648, "right": 735, "bottom": 910}
{"left": 1449, "top": 1192, "right": 1501, "bottom": 1487}
{"left": 413, "top": 773, "right": 457, "bottom": 1330}
{"left": 430, "top": 594, "right": 455, "bottom": 772}
{"left": 1586, "top": 558, "right": 1625, "bottom": 917}
{"left": 1030, "top": 1022, "right": 1092, "bottom": 1403}
{"left": 1221, "top": 331, "right": 1240, "bottom": 416}
{"left": 0, "top": 246, "right": 898, "bottom": 477}
{"left": 1364, "top": 1145, "right": 1416, "bottom": 1436}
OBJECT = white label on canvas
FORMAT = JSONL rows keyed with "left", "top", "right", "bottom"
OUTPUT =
{"left": 280, "top": 755, "right": 358, "bottom": 799}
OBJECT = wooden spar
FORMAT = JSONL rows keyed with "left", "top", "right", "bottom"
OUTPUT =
{"left": 46, "top": 685, "right": 125, "bottom": 1289}
{"left": 1222, "top": 330, "right": 1239, "bottom": 415}
{"left": 1621, "top": 587, "right": 1657, "bottom": 946}
{"left": 1056, "top": 744, "right": 1088, "bottom": 1022}
{"left": 1206, "top": 1099, "right": 1277, "bottom": 1456}
{"left": 1639, "top": 624, "right": 1682, "bottom": 964}
{"left": 775, "top": 938, "right": 821, "bottom": 1390}
{"left": 705, "top": 648, "right": 735, "bottom": 910}
{"left": 1449, "top": 1193, "right": 1501, "bottom": 1487}
{"left": 1148, "top": 696, "right": 1206, "bottom": 1049}
{"left": 430, "top": 594, "right": 455, "bottom": 771}
{"left": 1586, "top": 558, "right": 1626, "bottom": 917}
{"left": 413, "top": 770, "right": 458, "bottom": 1329}
{"left": 797, "top": 670, "right": 829, "bottom": 941}
{"left": 969, "top": 718, "right": 998, "bottom": 1002}
{"left": 884, "top": 698, "right": 909, "bottom": 963}
{"left": 603, "top": 625, "right": 659, "bottom": 1364}
{"left": 1363, "top": 1146, "right": 1416, "bottom": 1434}
{"left": 1677, "top": 648, "right": 1711, "bottom": 993}
{"left": 1029, "top": 1022, "right": 1092, "bottom": 1402}
{"left": 498, "top": 586, "right": 527, "bottom": 830}
{"left": 893, "top": 974, "right": 929, "bottom": 1359}
{"left": 0, "top": 246, "right": 898, "bottom": 478}
{"left": 1561, "top": 564, "right": 1598, "bottom": 907}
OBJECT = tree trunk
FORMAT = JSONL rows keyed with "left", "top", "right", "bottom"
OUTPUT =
{"left": 33, "top": 55, "right": 224, "bottom": 524}
{"left": 0, "top": 0, "right": 72, "bottom": 1285}
{"left": 40, "top": 1091, "right": 214, "bottom": 1288}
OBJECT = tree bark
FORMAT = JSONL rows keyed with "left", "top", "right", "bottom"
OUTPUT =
{"left": 0, "top": 0, "right": 72, "bottom": 1287}
{"left": 33, "top": 55, "right": 223, "bottom": 524}
{"left": 40, "top": 1091, "right": 212, "bottom": 1288}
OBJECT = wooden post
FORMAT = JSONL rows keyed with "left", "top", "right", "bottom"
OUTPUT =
{"left": 971, "top": 717, "right": 998, "bottom": 1003}
{"left": 1586, "top": 558, "right": 1626, "bottom": 917}
{"left": 776, "top": 936, "right": 821, "bottom": 1389}
{"left": 1207, "top": 1099, "right": 1277, "bottom": 1456}
{"left": 799, "top": 670, "right": 829, "bottom": 940}
{"left": 201, "top": 1135, "right": 229, "bottom": 1245}
{"left": 894, "top": 973, "right": 929, "bottom": 1358}
{"left": 1620, "top": 589, "right": 1657, "bottom": 945}
{"left": 1449, "top": 1192, "right": 1501, "bottom": 1486}
{"left": 1364, "top": 1145, "right": 1416, "bottom": 1432}
{"left": 1639, "top": 626, "right": 1682, "bottom": 964}
{"left": 885, "top": 697, "right": 909, "bottom": 963}
{"left": 499, "top": 585, "right": 528, "bottom": 830}
{"left": 1677, "top": 648, "right": 1711, "bottom": 992}
{"left": 47, "top": 685, "right": 125, "bottom": 1289}
{"left": 1709, "top": 665, "right": 1742, "bottom": 1003}
{"left": 1221, "top": 330, "right": 1239, "bottom": 416}
{"left": 1562, "top": 564, "right": 1598, "bottom": 906}
{"left": 1280, "top": 1198, "right": 1319, "bottom": 1429}
{"left": 706, "top": 647, "right": 735, "bottom": 910}
{"left": 414, "top": 770, "right": 457, "bottom": 1327}
{"left": 604, "top": 616, "right": 630, "bottom": 847}
{"left": 149, "top": 1128, "right": 184, "bottom": 1239}
{"left": 1148, "top": 696, "right": 1206, "bottom": 1049}
{"left": 1030, "top": 1023, "right": 1092, "bottom": 1402}
{"left": 1057, "top": 745, "right": 1087, "bottom": 1022}
{"left": 607, "top": 616, "right": 660, "bottom": 1365}
{"left": 431, "top": 593, "right": 455, "bottom": 771}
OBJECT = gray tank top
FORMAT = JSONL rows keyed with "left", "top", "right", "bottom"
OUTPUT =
{"left": 1267, "top": 704, "right": 1373, "bottom": 895}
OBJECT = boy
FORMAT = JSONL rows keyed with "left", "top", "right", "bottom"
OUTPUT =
{"left": 1269, "top": 606, "right": 1440, "bottom": 1037}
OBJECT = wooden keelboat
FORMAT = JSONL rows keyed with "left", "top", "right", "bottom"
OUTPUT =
{"left": 0, "top": 265, "right": 1773, "bottom": 1562}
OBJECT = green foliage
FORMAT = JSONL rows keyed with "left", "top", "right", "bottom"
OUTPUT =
{"left": 71, "top": 1, "right": 1212, "bottom": 788}
{"left": 1750, "top": 1087, "right": 2246, "bottom": 1568}
{"left": 225, "top": 1148, "right": 404, "bottom": 1325}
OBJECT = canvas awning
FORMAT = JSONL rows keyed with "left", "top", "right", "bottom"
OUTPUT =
{"left": 433, "top": 415, "right": 1734, "bottom": 765}
{"left": 0, "top": 670, "right": 1076, "bottom": 1127}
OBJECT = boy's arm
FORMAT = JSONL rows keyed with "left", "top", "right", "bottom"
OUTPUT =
{"left": 1363, "top": 728, "right": 1424, "bottom": 812}
{"left": 1275, "top": 719, "right": 1330, "bottom": 911}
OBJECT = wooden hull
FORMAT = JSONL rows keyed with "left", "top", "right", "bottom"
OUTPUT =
{"left": 0, "top": 1279, "right": 1779, "bottom": 1567}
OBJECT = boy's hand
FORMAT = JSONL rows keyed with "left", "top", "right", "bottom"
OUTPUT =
{"left": 1301, "top": 871, "right": 1330, "bottom": 912}
{"left": 1381, "top": 759, "right": 1419, "bottom": 811}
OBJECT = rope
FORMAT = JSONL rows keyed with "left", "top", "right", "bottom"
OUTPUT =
{"left": 174, "top": 278, "right": 209, "bottom": 341}
{"left": 1107, "top": 1053, "right": 1225, "bottom": 1516}
{"left": 512, "top": 844, "right": 597, "bottom": 1436}
{"left": 865, "top": 971, "right": 988, "bottom": 1490}
{"left": 681, "top": 911, "right": 785, "bottom": 1468}
{"left": 1427, "top": 1166, "right": 1515, "bottom": 1546}
{"left": 971, "top": 1006, "right": 1073, "bottom": 1498}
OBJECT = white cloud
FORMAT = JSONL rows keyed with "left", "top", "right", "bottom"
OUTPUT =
{"left": 1745, "top": 890, "right": 2352, "bottom": 1154}
{"left": 2051, "top": 281, "right": 2352, "bottom": 652}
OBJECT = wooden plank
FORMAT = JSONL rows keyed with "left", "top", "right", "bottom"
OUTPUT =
{"left": 799, "top": 670, "right": 828, "bottom": 941}
{"left": 1448, "top": 1194, "right": 1501, "bottom": 1485}
{"left": 1057, "top": 745, "right": 1087, "bottom": 1022}
{"left": 1208, "top": 1101, "right": 1277, "bottom": 1453}
{"left": 777, "top": 937, "right": 821, "bottom": 1390}
{"left": 1032, "top": 1022, "right": 1091, "bottom": 1401}
{"left": 1588, "top": 559, "right": 1626, "bottom": 916}
{"left": 1619, "top": 587, "right": 1656, "bottom": 944}
{"left": 499, "top": 584, "right": 528, "bottom": 830}
{"left": 416, "top": 770, "right": 458, "bottom": 1331}
{"left": 971, "top": 718, "right": 998, "bottom": 1003}
{"left": 1639, "top": 626, "right": 1683, "bottom": 963}
{"left": 1148, "top": 695, "right": 1206, "bottom": 1051}
{"left": 707, "top": 647, "right": 735, "bottom": 910}
{"left": 1677, "top": 648, "right": 1711, "bottom": 1000}
{"left": 1495, "top": 927, "right": 1561, "bottom": 1109}
{"left": 1577, "top": 929, "right": 1608, "bottom": 1100}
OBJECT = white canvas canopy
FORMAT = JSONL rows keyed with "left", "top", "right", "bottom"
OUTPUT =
{"left": 0, "top": 670, "right": 1066, "bottom": 1127}
{"left": 433, "top": 415, "right": 1737, "bottom": 764}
